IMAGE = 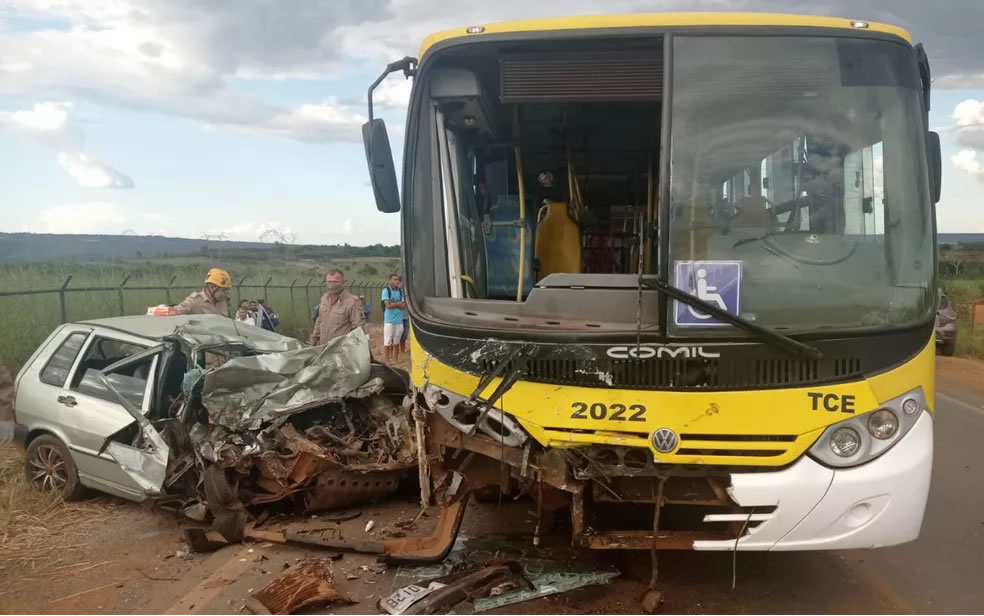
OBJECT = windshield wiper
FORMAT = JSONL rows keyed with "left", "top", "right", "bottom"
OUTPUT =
{"left": 638, "top": 275, "right": 822, "bottom": 360}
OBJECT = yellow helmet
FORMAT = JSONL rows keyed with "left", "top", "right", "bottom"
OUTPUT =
{"left": 204, "top": 268, "right": 232, "bottom": 288}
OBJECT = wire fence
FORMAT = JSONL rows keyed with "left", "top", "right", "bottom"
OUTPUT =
{"left": 0, "top": 276, "right": 391, "bottom": 373}
{"left": 0, "top": 275, "right": 388, "bottom": 325}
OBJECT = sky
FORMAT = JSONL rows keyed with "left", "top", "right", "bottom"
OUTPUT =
{"left": 1, "top": 0, "right": 984, "bottom": 246}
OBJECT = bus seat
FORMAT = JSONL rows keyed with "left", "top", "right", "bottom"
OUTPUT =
{"left": 484, "top": 195, "right": 534, "bottom": 299}
{"left": 534, "top": 201, "right": 581, "bottom": 279}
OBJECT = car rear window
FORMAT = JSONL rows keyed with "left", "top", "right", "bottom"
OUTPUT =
{"left": 39, "top": 332, "right": 89, "bottom": 387}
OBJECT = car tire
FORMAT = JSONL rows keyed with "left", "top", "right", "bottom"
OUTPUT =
{"left": 25, "top": 434, "right": 85, "bottom": 500}
{"left": 941, "top": 342, "right": 956, "bottom": 357}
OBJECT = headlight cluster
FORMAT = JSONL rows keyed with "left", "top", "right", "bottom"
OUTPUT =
{"left": 808, "top": 387, "right": 928, "bottom": 468}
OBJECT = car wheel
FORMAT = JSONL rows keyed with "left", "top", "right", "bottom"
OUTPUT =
{"left": 25, "top": 434, "right": 85, "bottom": 500}
{"left": 942, "top": 342, "right": 956, "bottom": 357}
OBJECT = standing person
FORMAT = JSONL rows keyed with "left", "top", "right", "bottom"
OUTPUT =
{"left": 310, "top": 269, "right": 364, "bottom": 345}
{"left": 256, "top": 299, "right": 280, "bottom": 331}
{"left": 381, "top": 274, "right": 406, "bottom": 364}
{"left": 176, "top": 268, "right": 232, "bottom": 315}
{"left": 359, "top": 295, "right": 370, "bottom": 333}
{"left": 235, "top": 300, "right": 256, "bottom": 326}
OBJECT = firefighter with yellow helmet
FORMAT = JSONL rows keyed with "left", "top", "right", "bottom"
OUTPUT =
{"left": 176, "top": 268, "right": 232, "bottom": 316}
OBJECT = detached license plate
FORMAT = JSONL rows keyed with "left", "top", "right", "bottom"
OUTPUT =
{"left": 381, "top": 582, "right": 445, "bottom": 614}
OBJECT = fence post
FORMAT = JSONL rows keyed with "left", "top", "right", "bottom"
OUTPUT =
{"left": 236, "top": 276, "right": 248, "bottom": 307}
{"left": 165, "top": 275, "right": 177, "bottom": 305}
{"left": 263, "top": 277, "right": 273, "bottom": 302}
{"left": 305, "top": 278, "right": 314, "bottom": 319}
{"left": 289, "top": 279, "right": 297, "bottom": 318}
{"left": 117, "top": 275, "right": 130, "bottom": 316}
{"left": 59, "top": 275, "right": 73, "bottom": 324}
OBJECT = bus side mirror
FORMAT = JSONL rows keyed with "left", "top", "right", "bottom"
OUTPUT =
{"left": 928, "top": 131, "right": 942, "bottom": 204}
{"left": 363, "top": 119, "right": 401, "bottom": 213}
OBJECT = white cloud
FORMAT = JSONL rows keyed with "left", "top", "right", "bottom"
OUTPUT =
{"left": 9, "top": 100, "right": 72, "bottom": 133}
{"left": 0, "top": 100, "right": 134, "bottom": 187}
{"left": 57, "top": 152, "right": 135, "bottom": 188}
{"left": 229, "top": 99, "right": 366, "bottom": 143}
{"left": 952, "top": 99, "right": 984, "bottom": 177}
{"left": 954, "top": 99, "right": 984, "bottom": 126}
{"left": 30, "top": 202, "right": 127, "bottom": 234}
{"left": 953, "top": 149, "right": 984, "bottom": 176}
{"left": 0, "top": 0, "right": 384, "bottom": 143}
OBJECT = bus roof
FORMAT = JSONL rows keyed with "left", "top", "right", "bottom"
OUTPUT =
{"left": 419, "top": 12, "right": 913, "bottom": 57}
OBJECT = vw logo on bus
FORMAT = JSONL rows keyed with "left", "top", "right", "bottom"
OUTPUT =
{"left": 651, "top": 428, "right": 679, "bottom": 453}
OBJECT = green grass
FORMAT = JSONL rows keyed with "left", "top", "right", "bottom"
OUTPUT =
{"left": 0, "top": 257, "right": 400, "bottom": 372}
{"left": 941, "top": 278, "right": 984, "bottom": 359}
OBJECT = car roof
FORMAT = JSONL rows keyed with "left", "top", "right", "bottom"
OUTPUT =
{"left": 76, "top": 314, "right": 289, "bottom": 344}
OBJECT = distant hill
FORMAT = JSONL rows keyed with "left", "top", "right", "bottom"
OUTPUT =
{"left": 0, "top": 233, "right": 399, "bottom": 263}
{"left": 939, "top": 233, "right": 984, "bottom": 246}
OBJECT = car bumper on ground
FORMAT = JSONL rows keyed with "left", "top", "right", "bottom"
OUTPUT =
{"left": 695, "top": 411, "right": 933, "bottom": 551}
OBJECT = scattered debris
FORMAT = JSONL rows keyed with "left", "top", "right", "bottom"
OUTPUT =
{"left": 245, "top": 558, "right": 354, "bottom": 615}
{"left": 385, "top": 562, "right": 528, "bottom": 614}
{"left": 393, "top": 534, "right": 621, "bottom": 613}
{"left": 365, "top": 520, "right": 375, "bottom": 533}
{"left": 641, "top": 588, "right": 664, "bottom": 614}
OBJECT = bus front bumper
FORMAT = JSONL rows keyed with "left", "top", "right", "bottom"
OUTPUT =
{"left": 694, "top": 411, "right": 933, "bottom": 551}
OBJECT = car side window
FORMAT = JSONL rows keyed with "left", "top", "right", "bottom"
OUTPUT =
{"left": 39, "top": 332, "right": 89, "bottom": 387}
{"left": 70, "top": 335, "right": 153, "bottom": 409}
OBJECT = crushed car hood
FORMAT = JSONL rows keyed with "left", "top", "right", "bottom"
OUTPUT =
{"left": 201, "top": 328, "right": 373, "bottom": 432}
{"left": 170, "top": 317, "right": 307, "bottom": 354}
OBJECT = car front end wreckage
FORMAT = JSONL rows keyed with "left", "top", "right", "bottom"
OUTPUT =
{"left": 97, "top": 323, "right": 418, "bottom": 544}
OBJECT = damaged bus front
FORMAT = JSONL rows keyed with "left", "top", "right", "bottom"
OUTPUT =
{"left": 364, "top": 13, "right": 941, "bottom": 553}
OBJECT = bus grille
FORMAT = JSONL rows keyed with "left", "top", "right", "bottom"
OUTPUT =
{"left": 478, "top": 355, "right": 863, "bottom": 391}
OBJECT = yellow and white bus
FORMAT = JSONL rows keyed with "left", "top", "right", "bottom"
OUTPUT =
{"left": 363, "top": 13, "right": 941, "bottom": 553}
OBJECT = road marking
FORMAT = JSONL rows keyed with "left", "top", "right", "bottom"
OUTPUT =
{"left": 936, "top": 391, "right": 984, "bottom": 416}
{"left": 165, "top": 546, "right": 254, "bottom": 615}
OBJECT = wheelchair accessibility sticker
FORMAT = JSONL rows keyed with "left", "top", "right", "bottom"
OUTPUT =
{"left": 673, "top": 260, "right": 742, "bottom": 327}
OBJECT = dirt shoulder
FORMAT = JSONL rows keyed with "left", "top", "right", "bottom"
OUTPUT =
{"left": 936, "top": 355, "right": 984, "bottom": 401}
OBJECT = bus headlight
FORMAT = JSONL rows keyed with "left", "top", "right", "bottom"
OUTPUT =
{"left": 830, "top": 427, "right": 861, "bottom": 457}
{"left": 867, "top": 410, "right": 898, "bottom": 440}
{"left": 809, "top": 387, "right": 927, "bottom": 468}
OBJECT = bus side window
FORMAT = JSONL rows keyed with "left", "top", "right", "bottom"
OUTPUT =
{"left": 843, "top": 141, "right": 884, "bottom": 237}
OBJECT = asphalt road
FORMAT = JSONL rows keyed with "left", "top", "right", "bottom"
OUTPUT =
{"left": 162, "top": 376, "right": 983, "bottom": 615}
{"left": 646, "top": 375, "right": 984, "bottom": 615}
{"left": 4, "top": 363, "right": 980, "bottom": 614}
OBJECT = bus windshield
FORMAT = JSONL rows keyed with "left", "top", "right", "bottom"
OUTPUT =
{"left": 668, "top": 36, "right": 934, "bottom": 334}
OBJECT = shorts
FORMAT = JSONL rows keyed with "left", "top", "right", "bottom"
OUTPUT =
{"left": 401, "top": 320, "right": 409, "bottom": 342}
{"left": 383, "top": 322, "right": 404, "bottom": 346}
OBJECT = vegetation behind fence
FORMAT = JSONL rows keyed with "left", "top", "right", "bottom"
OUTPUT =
{"left": 0, "top": 276, "right": 387, "bottom": 372}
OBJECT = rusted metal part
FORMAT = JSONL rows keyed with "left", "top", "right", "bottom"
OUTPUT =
{"left": 382, "top": 493, "right": 471, "bottom": 564}
{"left": 413, "top": 400, "right": 432, "bottom": 508}
{"left": 285, "top": 529, "right": 386, "bottom": 554}
{"left": 402, "top": 562, "right": 525, "bottom": 615}
{"left": 577, "top": 530, "right": 734, "bottom": 550}
{"left": 303, "top": 466, "right": 403, "bottom": 512}
{"left": 247, "top": 558, "right": 354, "bottom": 615}
{"left": 591, "top": 475, "right": 734, "bottom": 505}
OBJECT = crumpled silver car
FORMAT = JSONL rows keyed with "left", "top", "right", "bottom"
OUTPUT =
{"left": 12, "top": 315, "right": 412, "bottom": 510}
{"left": 936, "top": 289, "right": 957, "bottom": 356}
